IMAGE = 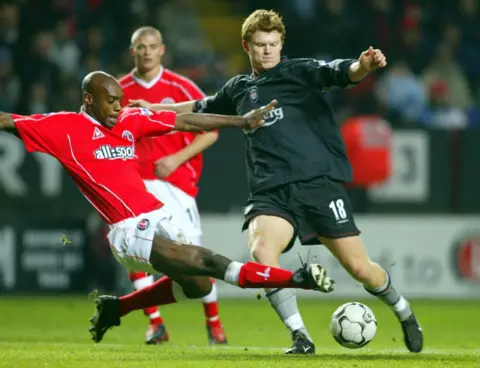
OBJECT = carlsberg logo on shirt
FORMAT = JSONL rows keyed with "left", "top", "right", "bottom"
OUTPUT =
{"left": 94, "top": 145, "right": 135, "bottom": 160}
{"left": 245, "top": 107, "right": 284, "bottom": 134}
{"left": 263, "top": 107, "right": 284, "bottom": 126}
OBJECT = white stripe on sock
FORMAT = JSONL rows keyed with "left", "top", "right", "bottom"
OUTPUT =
{"left": 284, "top": 313, "right": 305, "bottom": 332}
{"left": 132, "top": 275, "right": 154, "bottom": 290}
{"left": 149, "top": 311, "right": 161, "bottom": 319}
{"left": 202, "top": 281, "right": 218, "bottom": 304}
{"left": 393, "top": 297, "right": 407, "bottom": 314}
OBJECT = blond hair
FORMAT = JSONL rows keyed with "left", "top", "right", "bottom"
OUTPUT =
{"left": 130, "top": 26, "right": 162, "bottom": 46}
{"left": 241, "top": 9, "right": 286, "bottom": 42}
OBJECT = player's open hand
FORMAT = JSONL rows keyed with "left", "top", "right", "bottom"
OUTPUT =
{"left": 243, "top": 99, "right": 278, "bottom": 130}
{"left": 127, "top": 99, "right": 152, "bottom": 109}
{"left": 358, "top": 46, "right": 387, "bottom": 72}
{"left": 155, "top": 154, "right": 182, "bottom": 178}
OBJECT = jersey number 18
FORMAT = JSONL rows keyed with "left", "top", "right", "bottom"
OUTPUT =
{"left": 329, "top": 199, "right": 347, "bottom": 220}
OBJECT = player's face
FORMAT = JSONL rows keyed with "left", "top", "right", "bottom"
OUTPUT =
{"left": 243, "top": 31, "right": 283, "bottom": 73}
{"left": 85, "top": 82, "right": 123, "bottom": 129}
{"left": 130, "top": 33, "right": 165, "bottom": 73}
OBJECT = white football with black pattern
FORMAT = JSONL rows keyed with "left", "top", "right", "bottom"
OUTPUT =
{"left": 330, "top": 302, "right": 377, "bottom": 349}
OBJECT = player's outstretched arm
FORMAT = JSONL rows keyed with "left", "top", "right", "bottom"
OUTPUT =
{"left": 305, "top": 47, "right": 387, "bottom": 89}
{"left": 128, "top": 99, "right": 195, "bottom": 114}
{"left": 174, "top": 100, "right": 277, "bottom": 132}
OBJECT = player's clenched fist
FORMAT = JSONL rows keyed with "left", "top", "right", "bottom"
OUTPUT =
{"left": 242, "top": 99, "right": 278, "bottom": 130}
{"left": 358, "top": 46, "right": 387, "bottom": 72}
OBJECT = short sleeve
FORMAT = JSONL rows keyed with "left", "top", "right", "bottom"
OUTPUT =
{"left": 120, "top": 107, "right": 176, "bottom": 139}
{"left": 13, "top": 113, "right": 64, "bottom": 155}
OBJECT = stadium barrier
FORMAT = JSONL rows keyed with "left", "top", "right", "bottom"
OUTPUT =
{"left": 1, "top": 215, "right": 479, "bottom": 298}
{"left": 0, "top": 221, "right": 90, "bottom": 293}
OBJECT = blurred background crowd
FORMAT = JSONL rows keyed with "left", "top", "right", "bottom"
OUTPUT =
{"left": 1, "top": 0, "right": 479, "bottom": 129}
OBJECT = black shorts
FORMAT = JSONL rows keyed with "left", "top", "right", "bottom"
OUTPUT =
{"left": 242, "top": 177, "right": 360, "bottom": 253}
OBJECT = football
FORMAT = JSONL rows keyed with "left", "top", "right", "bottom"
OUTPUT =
{"left": 330, "top": 302, "right": 377, "bottom": 349}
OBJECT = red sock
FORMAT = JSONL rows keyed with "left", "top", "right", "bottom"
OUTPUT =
{"left": 237, "top": 262, "right": 295, "bottom": 288}
{"left": 128, "top": 271, "right": 163, "bottom": 324}
{"left": 203, "top": 301, "right": 221, "bottom": 327}
{"left": 119, "top": 276, "right": 176, "bottom": 317}
{"left": 201, "top": 279, "right": 221, "bottom": 327}
{"left": 203, "top": 302, "right": 219, "bottom": 318}
{"left": 128, "top": 271, "right": 149, "bottom": 283}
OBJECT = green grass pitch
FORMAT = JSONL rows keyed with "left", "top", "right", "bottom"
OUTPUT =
{"left": 0, "top": 297, "right": 478, "bottom": 367}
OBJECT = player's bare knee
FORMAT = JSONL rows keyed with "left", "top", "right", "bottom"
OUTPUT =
{"left": 250, "top": 241, "right": 280, "bottom": 266}
{"left": 181, "top": 277, "right": 212, "bottom": 299}
{"left": 248, "top": 215, "right": 293, "bottom": 266}
{"left": 150, "top": 236, "right": 208, "bottom": 275}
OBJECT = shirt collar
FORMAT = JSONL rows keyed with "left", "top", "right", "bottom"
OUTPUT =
{"left": 251, "top": 56, "right": 288, "bottom": 78}
{"left": 131, "top": 66, "right": 164, "bottom": 89}
{"left": 80, "top": 106, "right": 102, "bottom": 126}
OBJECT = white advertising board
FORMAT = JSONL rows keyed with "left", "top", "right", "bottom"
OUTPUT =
{"left": 368, "top": 131, "right": 430, "bottom": 203}
{"left": 201, "top": 215, "right": 480, "bottom": 299}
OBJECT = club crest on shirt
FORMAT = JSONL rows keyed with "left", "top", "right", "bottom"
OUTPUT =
{"left": 160, "top": 97, "right": 175, "bottom": 104}
{"left": 249, "top": 86, "right": 259, "bottom": 103}
{"left": 139, "top": 107, "right": 153, "bottom": 116}
{"left": 122, "top": 130, "right": 134, "bottom": 142}
{"left": 137, "top": 219, "right": 150, "bottom": 231}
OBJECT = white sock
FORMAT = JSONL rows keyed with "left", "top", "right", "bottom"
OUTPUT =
{"left": 224, "top": 261, "right": 243, "bottom": 285}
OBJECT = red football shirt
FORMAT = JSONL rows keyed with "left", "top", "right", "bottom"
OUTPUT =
{"left": 119, "top": 67, "right": 207, "bottom": 197}
{"left": 14, "top": 107, "right": 176, "bottom": 224}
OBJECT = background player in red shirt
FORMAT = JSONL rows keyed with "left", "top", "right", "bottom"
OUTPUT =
{"left": 0, "top": 71, "right": 334, "bottom": 345}
{"left": 119, "top": 27, "right": 225, "bottom": 345}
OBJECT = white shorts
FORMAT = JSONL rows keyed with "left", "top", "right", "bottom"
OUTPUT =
{"left": 144, "top": 180, "right": 202, "bottom": 245}
{"left": 107, "top": 208, "right": 184, "bottom": 273}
